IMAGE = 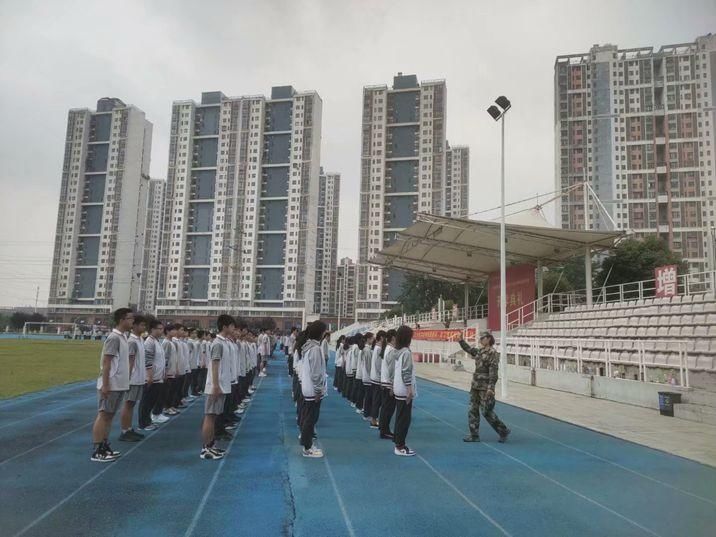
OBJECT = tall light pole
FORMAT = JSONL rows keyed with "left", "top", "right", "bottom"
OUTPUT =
{"left": 487, "top": 96, "right": 511, "bottom": 399}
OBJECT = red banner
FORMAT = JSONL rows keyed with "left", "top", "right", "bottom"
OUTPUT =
{"left": 412, "top": 328, "right": 476, "bottom": 341}
{"left": 655, "top": 265, "right": 678, "bottom": 298}
{"left": 487, "top": 264, "right": 536, "bottom": 331}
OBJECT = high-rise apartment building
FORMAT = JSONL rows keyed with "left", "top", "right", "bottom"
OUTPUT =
{"left": 357, "top": 74, "right": 447, "bottom": 319}
{"left": 139, "top": 179, "right": 165, "bottom": 313}
{"left": 445, "top": 142, "right": 470, "bottom": 218}
{"left": 314, "top": 168, "right": 340, "bottom": 315}
{"left": 555, "top": 34, "right": 716, "bottom": 271}
{"left": 48, "top": 98, "right": 152, "bottom": 319}
{"left": 335, "top": 257, "right": 357, "bottom": 326}
{"left": 156, "top": 88, "right": 322, "bottom": 320}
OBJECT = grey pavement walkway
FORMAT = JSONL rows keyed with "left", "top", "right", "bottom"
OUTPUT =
{"left": 416, "top": 363, "right": 716, "bottom": 467}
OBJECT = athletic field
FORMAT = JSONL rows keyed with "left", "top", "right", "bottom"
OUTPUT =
{"left": 1, "top": 355, "right": 715, "bottom": 537}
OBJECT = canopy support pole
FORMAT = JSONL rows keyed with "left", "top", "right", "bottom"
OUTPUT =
{"left": 585, "top": 247, "right": 593, "bottom": 307}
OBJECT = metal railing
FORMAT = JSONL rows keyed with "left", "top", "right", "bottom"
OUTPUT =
{"left": 411, "top": 333, "right": 691, "bottom": 387}
{"left": 507, "top": 269, "right": 716, "bottom": 331}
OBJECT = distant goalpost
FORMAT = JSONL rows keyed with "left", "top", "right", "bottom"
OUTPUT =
{"left": 21, "top": 322, "right": 79, "bottom": 338}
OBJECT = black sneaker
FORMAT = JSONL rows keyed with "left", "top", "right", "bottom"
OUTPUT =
{"left": 463, "top": 434, "right": 480, "bottom": 442}
{"left": 498, "top": 429, "right": 511, "bottom": 443}
{"left": 102, "top": 442, "right": 121, "bottom": 457}
{"left": 119, "top": 430, "right": 141, "bottom": 442}
{"left": 91, "top": 449, "right": 118, "bottom": 463}
{"left": 200, "top": 447, "right": 224, "bottom": 460}
{"left": 208, "top": 443, "right": 226, "bottom": 454}
{"left": 129, "top": 429, "right": 145, "bottom": 439}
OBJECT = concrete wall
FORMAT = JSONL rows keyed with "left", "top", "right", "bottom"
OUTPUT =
{"left": 503, "top": 364, "right": 688, "bottom": 409}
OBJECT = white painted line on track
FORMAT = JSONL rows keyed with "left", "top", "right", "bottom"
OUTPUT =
{"left": 416, "top": 453, "right": 512, "bottom": 536}
{"left": 183, "top": 377, "right": 264, "bottom": 537}
{"left": 12, "top": 396, "right": 202, "bottom": 537}
{"left": 415, "top": 404, "right": 663, "bottom": 537}
{"left": 0, "top": 396, "right": 95, "bottom": 430}
{"left": 417, "top": 382, "right": 716, "bottom": 507}
{"left": 0, "top": 420, "right": 93, "bottom": 466}
{"left": 323, "top": 453, "right": 357, "bottom": 537}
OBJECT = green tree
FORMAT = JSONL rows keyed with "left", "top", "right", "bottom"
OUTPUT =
{"left": 594, "top": 236, "right": 686, "bottom": 288}
{"left": 396, "top": 274, "right": 484, "bottom": 315}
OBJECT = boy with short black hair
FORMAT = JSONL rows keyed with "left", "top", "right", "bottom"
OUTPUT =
{"left": 91, "top": 308, "right": 133, "bottom": 462}
{"left": 119, "top": 314, "right": 148, "bottom": 442}
{"left": 162, "top": 324, "right": 180, "bottom": 416}
{"left": 139, "top": 318, "right": 165, "bottom": 430}
{"left": 201, "top": 314, "right": 235, "bottom": 460}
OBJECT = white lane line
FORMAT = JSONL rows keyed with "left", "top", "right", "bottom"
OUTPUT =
{"left": 0, "top": 420, "right": 93, "bottom": 466}
{"left": 417, "top": 383, "right": 716, "bottom": 507}
{"left": 415, "top": 405, "right": 662, "bottom": 537}
{"left": 416, "top": 454, "right": 512, "bottom": 536}
{"left": 0, "top": 381, "right": 94, "bottom": 408}
{"left": 0, "top": 396, "right": 95, "bottom": 430}
{"left": 12, "top": 397, "right": 202, "bottom": 537}
{"left": 322, "top": 453, "right": 357, "bottom": 537}
{"left": 183, "top": 377, "right": 264, "bottom": 537}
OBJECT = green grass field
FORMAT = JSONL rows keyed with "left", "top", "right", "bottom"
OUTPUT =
{"left": 0, "top": 339, "right": 101, "bottom": 399}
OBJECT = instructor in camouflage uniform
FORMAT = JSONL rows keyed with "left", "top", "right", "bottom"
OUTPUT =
{"left": 458, "top": 331, "right": 510, "bottom": 443}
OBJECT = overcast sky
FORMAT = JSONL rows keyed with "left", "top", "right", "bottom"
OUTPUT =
{"left": 0, "top": 0, "right": 714, "bottom": 308}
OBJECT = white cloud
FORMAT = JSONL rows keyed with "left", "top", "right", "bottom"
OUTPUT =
{"left": 0, "top": 0, "right": 714, "bottom": 306}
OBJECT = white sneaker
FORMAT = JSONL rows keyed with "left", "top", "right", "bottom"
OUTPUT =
{"left": 152, "top": 414, "right": 170, "bottom": 423}
{"left": 394, "top": 446, "right": 416, "bottom": 457}
{"left": 259, "top": 372, "right": 267, "bottom": 377}
{"left": 302, "top": 446, "right": 324, "bottom": 458}
{"left": 355, "top": 408, "right": 362, "bottom": 414}
{"left": 234, "top": 408, "right": 245, "bottom": 415}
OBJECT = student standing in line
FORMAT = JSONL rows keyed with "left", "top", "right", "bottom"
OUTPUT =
{"left": 119, "top": 314, "right": 148, "bottom": 442}
{"left": 258, "top": 328, "right": 270, "bottom": 377}
{"left": 139, "top": 318, "right": 166, "bottom": 430}
{"left": 293, "top": 329, "right": 307, "bottom": 428}
{"left": 150, "top": 324, "right": 171, "bottom": 423}
{"left": 91, "top": 308, "right": 134, "bottom": 462}
{"left": 287, "top": 327, "right": 298, "bottom": 376}
{"left": 200, "top": 314, "right": 235, "bottom": 460}
{"left": 162, "top": 324, "right": 180, "bottom": 416}
{"left": 378, "top": 329, "right": 397, "bottom": 440}
{"left": 299, "top": 320, "right": 327, "bottom": 458}
{"left": 361, "top": 333, "right": 376, "bottom": 421}
{"left": 177, "top": 326, "right": 192, "bottom": 404}
{"left": 198, "top": 330, "right": 210, "bottom": 390}
{"left": 189, "top": 329, "right": 202, "bottom": 396}
{"left": 341, "top": 336, "right": 353, "bottom": 398}
{"left": 368, "top": 330, "right": 386, "bottom": 429}
{"left": 333, "top": 335, "right": 345, "bottom": 391}
{"left": 320, "top": 332, "right": 330, "bottom": 365}
{"left": 392, "top": 325, "right": 417, "bottom": 457}
{"left": 345, "top": 336, "right": 358, "bottom": 404}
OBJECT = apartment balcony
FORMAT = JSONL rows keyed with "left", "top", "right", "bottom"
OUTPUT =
{"left": 656, "top": 164, "right": 667, "bottom": 174}
{"left": 654, "top": 136, "right": 666, "bottom": 145}
{"left": 657, "top": 194, "right": 668, "bottom": 204}
{"left": 654, "top": 77, "right": 664, "bottom": 88}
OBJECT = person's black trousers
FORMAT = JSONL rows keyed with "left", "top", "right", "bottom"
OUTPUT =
{"left": 370, "top": 383, "right": 382, "bottom": 420}
{"left": 300, "top": 399, "right": 321, "bottom": 450}
{"left": 353, "top": 381, "right": 364, "bottom": 409}
{"left": 174, "top": 375, "right": 185, "bottom": 407}
{"left": 287, "top": 356, "right": 294, "bottom": 376}
{"left": 394, "top": 399, "right": 413, "bottom": 447}
{"left": 296, "top": 393, "right": 304, "bottom": 426}
{"left": 333, "top": 366, "right": 341, "bottom": 389}
{"left": 153, "top": 381, "right": 167, "bottom": 415}
{"left": 363, "top": 383, "right": 374, "bottom": 418}
{"left": 139, "top": 382, "right": 160, "bottom": 427}
{"left": 343, "top": 375, "right": 352, "bottom": 398}
{"left": 190, "top": 369, "right": 201, "bottom": 395}
{"left": 163, "top": 377, "right": 176, "bottom": 409}
{"left": 379, "top": 387, "right": 396, "bottom": 436}
{"left": 181, "top": 371, "right": 191, "bottom": 399}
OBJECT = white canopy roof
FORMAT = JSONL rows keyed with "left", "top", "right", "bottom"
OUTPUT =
{"left": 370, "top": 213, "right": 623, "bottom": 284}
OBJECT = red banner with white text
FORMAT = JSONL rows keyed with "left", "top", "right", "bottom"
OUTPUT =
{"left": 487, "top": 264, "right": 536, "bottom": 331}
{"left": 412, "top": 328, "right": 476, "bottom": 341}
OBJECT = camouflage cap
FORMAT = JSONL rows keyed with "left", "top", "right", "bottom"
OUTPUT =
{"left": 479, "top": 330, "right": 492, "bottom": 339}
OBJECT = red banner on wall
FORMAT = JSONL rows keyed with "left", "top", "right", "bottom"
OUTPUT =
{"left": 487, "top": 264, "right": 536, "bottom": 331}
{"left": 412, "top": 328, "right": 476, "bottom": 341}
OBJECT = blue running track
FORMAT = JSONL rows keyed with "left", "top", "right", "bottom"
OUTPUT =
{"left": 1, "top": 355, "right": 715, "bottom": 537}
